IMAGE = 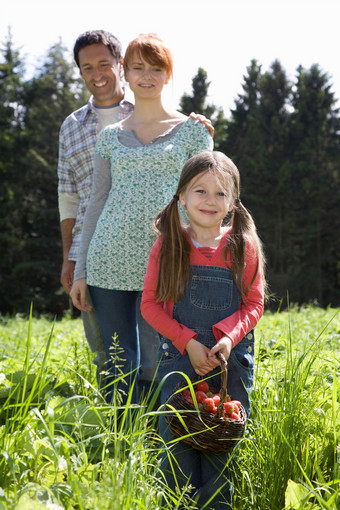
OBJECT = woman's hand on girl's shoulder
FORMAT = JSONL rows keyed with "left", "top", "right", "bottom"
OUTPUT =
{"left": 189, "top": 112, "right": 214, "bottom": 137}
{"left": 209, "top": 336, "right": 233, "bottom": 362}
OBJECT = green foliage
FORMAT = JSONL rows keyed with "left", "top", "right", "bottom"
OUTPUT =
{"left": 0, "top": 32, "right": 88, "bottom": 316}
{"left": 233, "top": 304, "right": 340, "bottom": 509}
{"left": 1, "top": 26, "right": 340, "bottom": 315}
{"left": 223, "top": 60, "right": 340, "bottom": 308}
{"left": 0, "top": 310, "right": 197, "bottom": 509}
{"left": 0, "top": 305, "right": 339, "bottom": 508}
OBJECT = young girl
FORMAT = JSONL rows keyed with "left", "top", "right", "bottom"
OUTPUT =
{"left": 141, "top": 151, "right": 266, "bottom": 509}
{"left": 70, "top": 34, "right": 213, "bottom": 403}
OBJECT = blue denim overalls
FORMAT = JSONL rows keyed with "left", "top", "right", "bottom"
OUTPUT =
{"left": 158, "top": 264, "right": 255, "bottom": 510}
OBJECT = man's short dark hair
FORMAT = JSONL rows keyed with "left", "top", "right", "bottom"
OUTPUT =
{"left": 73, "top": 30, "right": 122, "bottom": 68}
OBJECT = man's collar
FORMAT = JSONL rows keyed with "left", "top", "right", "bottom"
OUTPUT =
{"left": 78, "top": 96, "right": 134, "bottom": 123}
{"left": 89, "top": 96, "right": 133, "bottom": 110}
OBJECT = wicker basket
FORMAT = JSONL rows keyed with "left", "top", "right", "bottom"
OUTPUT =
{"left": 165, "top": 353, "right": 246, "bottom": 454}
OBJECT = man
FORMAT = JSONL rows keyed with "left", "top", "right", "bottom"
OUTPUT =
{"left": 58, "top": 30, "right": 137, "bottom": 386}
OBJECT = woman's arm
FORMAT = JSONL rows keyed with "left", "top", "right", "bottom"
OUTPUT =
{"left": 70, "top": 277, "right": 91, "bottom": 312}
{"left": 73, "top": 153, "right": 111, "bottom": 281}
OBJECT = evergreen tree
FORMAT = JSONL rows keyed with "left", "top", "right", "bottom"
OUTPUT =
{"left": 256, "top": 60, "right": 292, "bottom": 296}
{"left": 225, "top": 59, "right": 340, "bottom": 306}
{"left": 288, "top": 64, "right": 340, "bottom": 305}
{"left": 180, "top": 67, "right": 211, "bottom": 114}
{"left": 226, "top": 60, "right": 293, "bottom": 304}
{"left": 18, "top": 41, "right": 88, "bottom": 314}
{"left": 0, "top": 29, "right": 28, "bottom": 313}
{"left": 224, "top": 59, "right": 264, "bottom": 184}
{"left": 0, "top": 35, "right": 88, "bottom": 315}
{"left": 179, "top": 67, "right": 228, "bottom": 150}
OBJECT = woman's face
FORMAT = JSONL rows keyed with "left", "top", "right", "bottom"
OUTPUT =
{"left": 124, "top": 52, "right": 169, "bottom": 99}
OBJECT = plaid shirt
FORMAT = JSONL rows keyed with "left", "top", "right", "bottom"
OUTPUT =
{"left": 57, "top": 97, "right": 134, "bottom": 261}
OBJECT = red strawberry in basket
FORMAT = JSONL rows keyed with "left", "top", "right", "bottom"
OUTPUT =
{"left": 212, "top": 394, "right": 220, "bottom": 406}
{"left": 230, "top": 411, "right": 240, "bottom": 420}
{"left": 196, "top": 380, "right": 209, "bottom": 393}
{"left": 224, "top": 402, "right": 236, "bottom": 415}
{"left": 182, "top": 389, "right": 193, "bottom": 403}
{"left": 231, "top": 400, "right": 242, "bottom": 409}
{"left": 203, "top": 397, "right": 216, "bottom": 414}
{"left": 195, "top": 390, "right": 207, "bottom": 403}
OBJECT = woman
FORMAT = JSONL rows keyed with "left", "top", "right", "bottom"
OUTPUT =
{"left": 70, "top": 33, "right": 213, "bottom": 403}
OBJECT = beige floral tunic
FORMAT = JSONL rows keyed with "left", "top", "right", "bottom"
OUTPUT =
{"left": 86, "top": 117, "right": 213, "bottom": 290}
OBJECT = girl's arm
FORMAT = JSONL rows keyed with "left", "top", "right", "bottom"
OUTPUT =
{"left": 141, "top": 239, "right": 198, "bottom": 355}
{"left": 212, "top": 239, "right": 264, "bottom": 348}
{"left": 142, "top": 242, "right": 217, "bottom": 374}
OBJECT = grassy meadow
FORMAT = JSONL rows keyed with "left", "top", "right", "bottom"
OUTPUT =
{"left": 0, "top": 304, "right": 339, "bottom": 509}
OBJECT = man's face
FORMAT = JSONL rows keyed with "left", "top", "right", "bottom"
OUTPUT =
{"left": 78, "top": 44, "right": 124, "bottom": 106}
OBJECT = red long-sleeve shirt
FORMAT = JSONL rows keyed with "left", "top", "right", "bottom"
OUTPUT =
{"left": 141, "top": 230, "right": 264, "bottom": 355}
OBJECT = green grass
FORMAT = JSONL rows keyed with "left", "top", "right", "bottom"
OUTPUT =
{"left": 0, "top": 304, "right": 339, "bottom": 509}
{"left": 234, "top": 304, "right": 340, "bottom": 509}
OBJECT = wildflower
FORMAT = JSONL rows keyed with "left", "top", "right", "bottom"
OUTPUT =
{"left": 0, "top": 487, "right": 4, "bottom": 497}
{"left": 46, "top": 502, "right": 64, "bottom": 510}
{"left": 0, "top": 373, "right": 6, "bottom": 384}
{"left": 58, "top": 456, "right": 68, "bottom": 471}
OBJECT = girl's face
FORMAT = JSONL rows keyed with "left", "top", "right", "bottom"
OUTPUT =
{"left": 179, "top": 171, "right": 232, "bottom": 231}
{"left": 124, "top": 52, "right": 169, "bottom": 98}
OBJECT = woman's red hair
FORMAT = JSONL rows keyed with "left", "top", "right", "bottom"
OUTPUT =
{"left": 123, "top": 33, "right": 173, "bottom": 79}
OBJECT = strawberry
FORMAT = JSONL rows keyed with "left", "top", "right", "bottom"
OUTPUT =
{"left": 195, "top": 390, "right": 207, "bottom": 403}
{"left": 182, "top": 389, "right": 194, "bottom": 403}
{"left": 212, "top": 394, "right": 221, "bottom": 406}
{"left": 182, "top": 389, "right": 191, "bottom": 399}
{"left": 224, "top": 402, "right": 235, "bottom": 415}
{"left": 230, "top": 411, "right": 239, "bottom": 420}
{"left": 196, "top": 380, "right": 209, "bottom": 393}
{"left": 231, "top": 400, "right": 242, "bottom": 409}
{"left": 203, "top": 397, "right": 216, "bottom": 414}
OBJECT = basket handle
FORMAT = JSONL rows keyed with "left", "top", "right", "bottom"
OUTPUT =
{"left": 216, "top": 352, "right": 228, "bottom": 418}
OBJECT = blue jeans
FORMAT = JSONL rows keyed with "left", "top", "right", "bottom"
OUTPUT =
{"left": 159, "top": 417, "right": 234, "bottom": 509}
{"left": 158, "top": 265, "right": 255, "bottom": 509}
{"left": 81, "top": 288, "right": 106, "bottom": 384}
{"left": 88, "top": 287, "right": 158, "bottom": 403}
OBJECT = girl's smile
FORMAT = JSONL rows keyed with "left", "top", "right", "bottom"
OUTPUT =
{"left": 179, "top": 171, "right": 231, "bottom": 238}
{"left": 199, "top": 209, "right": 218, "bottom": 214}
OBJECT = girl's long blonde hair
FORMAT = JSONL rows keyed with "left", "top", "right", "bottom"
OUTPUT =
{"left": 154, "top": 151, "right": 266, "bottom": 303}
